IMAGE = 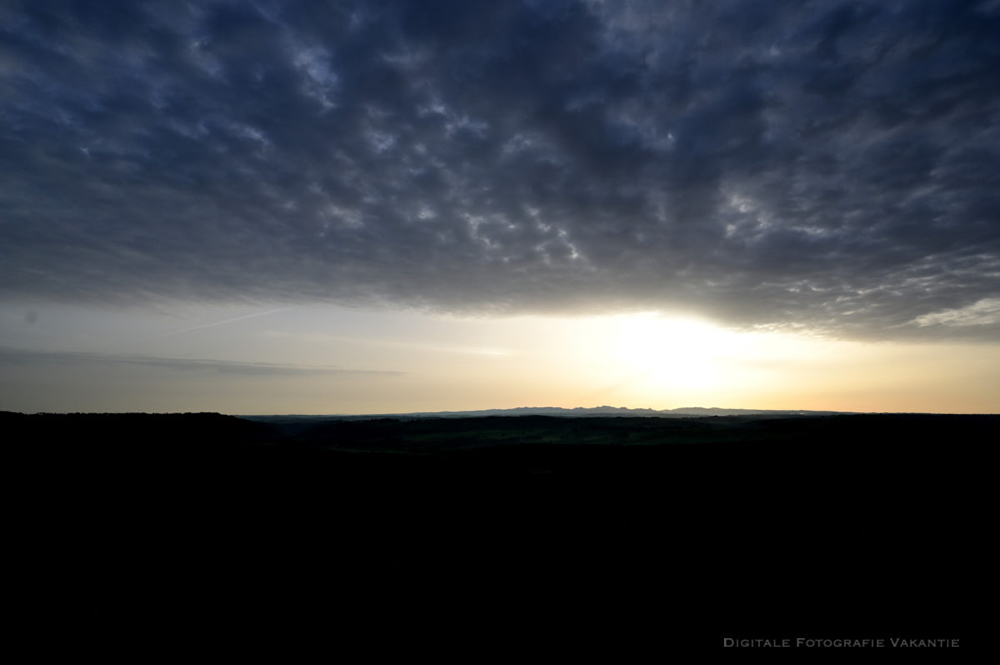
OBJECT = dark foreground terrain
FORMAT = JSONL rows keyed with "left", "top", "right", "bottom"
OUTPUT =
{"left": 15, "top": 411, "right": 986, "bottom": 653}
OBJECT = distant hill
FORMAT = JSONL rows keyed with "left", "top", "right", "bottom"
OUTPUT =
{"left": 244, "top": 405, "right": 852, "bottom": 421}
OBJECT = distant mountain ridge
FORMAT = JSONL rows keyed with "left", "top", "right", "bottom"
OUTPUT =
{"left": 246, "top": 405, "right": 853, "bottom": 420}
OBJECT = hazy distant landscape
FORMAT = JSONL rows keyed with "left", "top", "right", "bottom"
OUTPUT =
{"left": 21, "top": 409, "right": 982, "bottom": 650}
{"left": 255, "top": 405, "right": 852, "bottom": 420}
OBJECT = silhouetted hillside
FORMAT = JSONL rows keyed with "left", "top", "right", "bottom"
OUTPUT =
{"left": 17, "top": 411, "right": 982, "bottom": 653}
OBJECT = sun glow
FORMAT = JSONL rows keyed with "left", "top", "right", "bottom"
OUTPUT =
{"left": 548, "top": 311, "right": 801, "bottom": 407}
{"left": 608, "top": 314, "right": 739, "bottom": 391}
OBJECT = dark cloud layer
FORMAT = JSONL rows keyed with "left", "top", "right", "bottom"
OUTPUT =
{"left": 2, "top": 0, "right": 999, "bottom": 339}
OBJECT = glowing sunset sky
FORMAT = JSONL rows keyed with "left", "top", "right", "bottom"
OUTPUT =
{"left": 1, "top": 0, "right": 998, "bottom": 414}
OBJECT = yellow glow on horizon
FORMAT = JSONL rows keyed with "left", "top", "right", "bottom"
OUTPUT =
{"left": 609, "top": 314, "right": 734, "bottom": 391}
{"left": 3, "top": 302, "right": 996, "bottom": 415}
{"left": 544, "top": 311, "right": 1000, "bottom": 414}
{"left": 551, "top": 312, "right": 776, "bottom": 404}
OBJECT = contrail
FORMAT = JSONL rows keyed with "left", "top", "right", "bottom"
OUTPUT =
{"left": 163, "top": 307, "right": 294, "bottom": 336}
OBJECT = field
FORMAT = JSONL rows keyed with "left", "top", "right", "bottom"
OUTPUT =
{"left": 15, "top": 411, "right": 984, "bottom": 652}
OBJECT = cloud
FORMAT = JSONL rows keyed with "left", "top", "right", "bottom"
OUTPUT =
{"left": 259, "top": 329, "right": 514, "bottom": 356}
{"left": 161, "top": 306, "right": 293, "bottom": 335}
{"left": 1, "top": 0, "right": 998, "bottom": 340}
{"left": 0, "top": 347, "right": 403, "bottom": 377}
{"left": 913, "top": 297, "right": 1000, "bottom": 328}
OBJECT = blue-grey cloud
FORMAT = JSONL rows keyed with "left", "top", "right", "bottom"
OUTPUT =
{"left": 0, "top": 347, "right": 402, "bottom": 377}
{"left": 2, "top": 0, "right": 998, "bottom": 339}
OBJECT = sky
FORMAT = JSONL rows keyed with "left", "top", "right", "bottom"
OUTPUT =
{"left": 1, "top": 0, "right": 999, "bottom": 414}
